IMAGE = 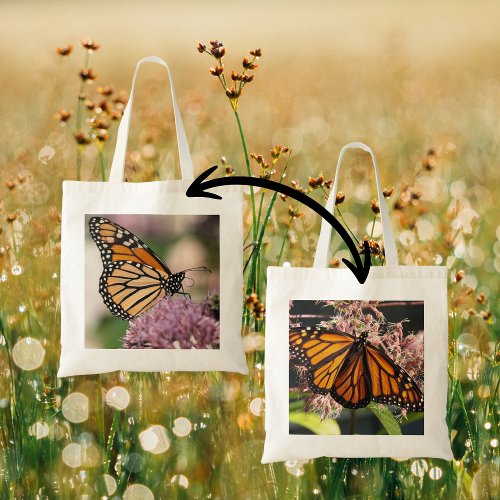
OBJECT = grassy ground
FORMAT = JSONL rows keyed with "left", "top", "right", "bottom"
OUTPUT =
{"left": 0, "top": 1, "right": 498, "bottom": 498}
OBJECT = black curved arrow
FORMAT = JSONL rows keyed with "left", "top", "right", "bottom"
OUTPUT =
{"left": 186, "top": 166, "right": 371, "bottom": 284}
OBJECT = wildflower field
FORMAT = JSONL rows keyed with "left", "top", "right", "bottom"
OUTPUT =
{"left": 0, "top": 2, "right": 498, "bottom": 498}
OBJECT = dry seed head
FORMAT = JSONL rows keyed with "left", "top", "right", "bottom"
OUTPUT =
{"left": 250, "top": 48, "right": 262, "bottom": 58}
{"left": 259, "top": 167, "right": 275, "bottom": 180}
{"left": 245, "top": 293, "right": 259, "bottom": 306}
{"left": 231, "top": 71, "right": 243, "bottom": 81}
{"left": 242, "top": 57, "right": 257, "bottom": 70}
{"left": 56, "top": 45, "right": 73, "bottom": 57}
{"left": 97, "top": 85, "right": 113, "bottom": 96}
{"left": 210, "top": 43, "right": 226, "bottom": 59}
{"left": 87, "top": 118, "right": 110, "bottom": 130}
{"left": 112, "top": 94, "right": 128, "bottom": 106}
{"left": 335, "top": 192, "right": 345, "bottom": 205}
{"left": 79, "top": 68, "right": 97, "bottom": 83}
{"left": 288, "top": 206, "right": 303, "bottom": 219}
{"left": 196, "top": 41, "right": 207, "bottom": 53}
{"left": 271, "top": 145, "right": 288, "bottom": 159}
{"left": 80, "top": 39, "right": 100, "bottom": 52}
{"left": 209, "top": 66, "right": 224, "bottom": 76}
{"left": 225, "top": 86, "right": 241, "bottom": 99}
{"left": 480, "top": 310, "right": 491, "bottom": 321}
{"left": 55, "top": 109, "right": 72, "bottom": 123}
{"left": 73, "top": 132, "right": 92, "bottom": 146}
{"left": 250, "top": 153, "right": 265, "bottom": 165}
{"left": 95, "top": 129, "right": 109, "bottom": 142}
{"left": 476, "top": 292, "right": 486, "bottom": 304}
{"left": 360, "top": 238, "right": 381, "bottom": 255}
{"left": 371, "top": 199, "right": 380, "bottom": 214}
{"left": 383, "top": 187, "right": 394, "bottom": 198}
{"left": 290, "top": 180, "right": 307, "bottom": 194}
{"left": 5, "top": 180, "right": 16, "bottom": 191}
{"left": 455, "top": 270, "right": 464, "bottom": 282}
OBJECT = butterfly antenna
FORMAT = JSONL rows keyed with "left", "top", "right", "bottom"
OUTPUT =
{"left": 184, "top": 266, "right": 212, "bottom": 273}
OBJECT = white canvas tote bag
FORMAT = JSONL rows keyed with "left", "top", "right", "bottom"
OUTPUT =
{"left": 262, "top": 142, "right": 452, "bottom": 462}
{"left": 58, "top": 56, "right": 247, "bottom": 376}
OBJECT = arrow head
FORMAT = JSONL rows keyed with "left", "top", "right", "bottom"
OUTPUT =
{"left": 186, "top": 165, "right": 222, "bottom": 200}
{"left": 342, "top": 240, "right": 371, "bottom": 284}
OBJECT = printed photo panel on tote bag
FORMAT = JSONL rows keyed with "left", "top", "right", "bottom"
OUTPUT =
{"left": 58, "top": 56, "right": 247, "bottom": 376}
{"left": 262, "top": 142, "right": 453, "bottom": 462}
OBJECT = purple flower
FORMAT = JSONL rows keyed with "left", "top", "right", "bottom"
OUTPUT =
{"left": 123, "top": 297, "right": 220, "bottom": 349}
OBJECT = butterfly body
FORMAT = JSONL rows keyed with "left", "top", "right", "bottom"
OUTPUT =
{"left": 89, "top": 217, "right": 201, "bottom": 321}
{"left": 290, "top": 326, "right": 423, "bottom": 412}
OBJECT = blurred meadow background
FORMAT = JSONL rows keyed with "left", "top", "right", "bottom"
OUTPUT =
{"left": 0, "top": 1, "right": 499, "bottom": 498}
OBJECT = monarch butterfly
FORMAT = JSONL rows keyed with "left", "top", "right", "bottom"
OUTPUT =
{"left": 289, "top": 326, "right": 424, "bottom": 411}
{"left": 89, "top": 217, "right": 209, "bottom": 321}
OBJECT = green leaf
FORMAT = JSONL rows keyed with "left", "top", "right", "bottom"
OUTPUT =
{"left": 289, "top": 411, "right": 341, "bottom": 435}
{"left": 368, "top": 402, "right": 402, "bottom": 435}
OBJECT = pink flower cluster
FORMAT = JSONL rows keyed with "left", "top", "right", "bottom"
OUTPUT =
{"left": 123, "top": 296, "right": 220, "bottom": 349}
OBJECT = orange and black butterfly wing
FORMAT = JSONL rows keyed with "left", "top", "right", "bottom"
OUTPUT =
{"left": 89, "top": 216, "right": 172, "bottom": 275}
{"left": 89, "top": 217, "right": 185, "bottom": 320}
{"left": 289, "top": 327, "right": 356, "bottom": 395}
{"left": 99, "top": 260, "right": 167, "bottom": 320}
{"left": 329, "top": 347, "right": 372, "bottom": 409}
{"left": 364, "top": 344, "right": 424, "bottom": 412}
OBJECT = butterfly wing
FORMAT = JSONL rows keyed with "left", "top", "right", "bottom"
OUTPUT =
{"left": 89, "top": 216, "right": 172, "bottom": 274}
{"left": 99, "top": 260, "right": 167, "bottom": 320}
{"left": 330, "top": 347, "right": 372, "bottom": 409}
{"left": 289, "top": 327, "right": 356, "bottom": 395}
{"left": 364, "top": 344, "right": 424, "bottom": 412}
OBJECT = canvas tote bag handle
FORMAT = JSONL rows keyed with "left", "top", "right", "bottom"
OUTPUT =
{"left": 313, "top": 142, "right": 398, "bottom": 268}
{"left": 108, "top": 56, "right": 194, "bottom": 182}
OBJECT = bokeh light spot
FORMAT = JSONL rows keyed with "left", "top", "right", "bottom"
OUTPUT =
{"left": 12, "top": 337, "right": 45, "bottom": 370}
{"left": 29, "top": 421, "right": 49, "bottom": 439}
{"left": 249, "top": 397, "right": 264, "bottom": 417}
{"left": 123, "top": 484, "right": 154, "bottom": 500}
{"left": 139, "top": 425, "right": 170, "bottom": 454}
{"left": 429, "top": 466, "right": 443, "bottom": 480}
{"left": 171, "top": 474, "right": 189, "bottom": 489}
{"left": 173, "top": 417, "right": 192, "bottom": 437}
{"left": 410, "top": 459, "right": 428, "bottom": 477}
{"left": 62, "top": 443, "right": 82, "bottom": 468}
{"left": 62, "top": 392, "right": 89, "bottom": 423}
{"left": 105, "top": 386, "right": 130, "bottom": 410}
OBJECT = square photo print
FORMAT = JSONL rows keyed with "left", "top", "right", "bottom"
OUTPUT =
{"left": 289, "top": 300, "right": 424, "bottom": 436}
{"left": 85, "top": 214, "right": 220, "bottom": 349}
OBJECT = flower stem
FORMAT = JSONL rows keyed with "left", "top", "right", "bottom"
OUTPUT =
{"left": 98, "top": 148, "right": 106, "bottom": 181}
{"left": 103, "top": 410, "right": 119, "bottom": 473}
{"left": 370, "top": 215, "right": 376, "bottom": 239}
{"left": 75, "top": 51, "right": 90, "bottom": 181}
{"left": 276, "top": 217, "right": 293, "bottom": 266}
{"left": 336, "top": 206, "right": 360, "bottom": 244}
{"left": 234, "top": 111, "right": 257, "bottom": 240}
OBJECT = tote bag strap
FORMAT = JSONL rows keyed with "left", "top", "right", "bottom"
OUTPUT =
{"left": 108, "top": 56, "right": 194, "bottom": 182}
{"left": 313, "top": 142, "right": 398, "bottom": 268}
